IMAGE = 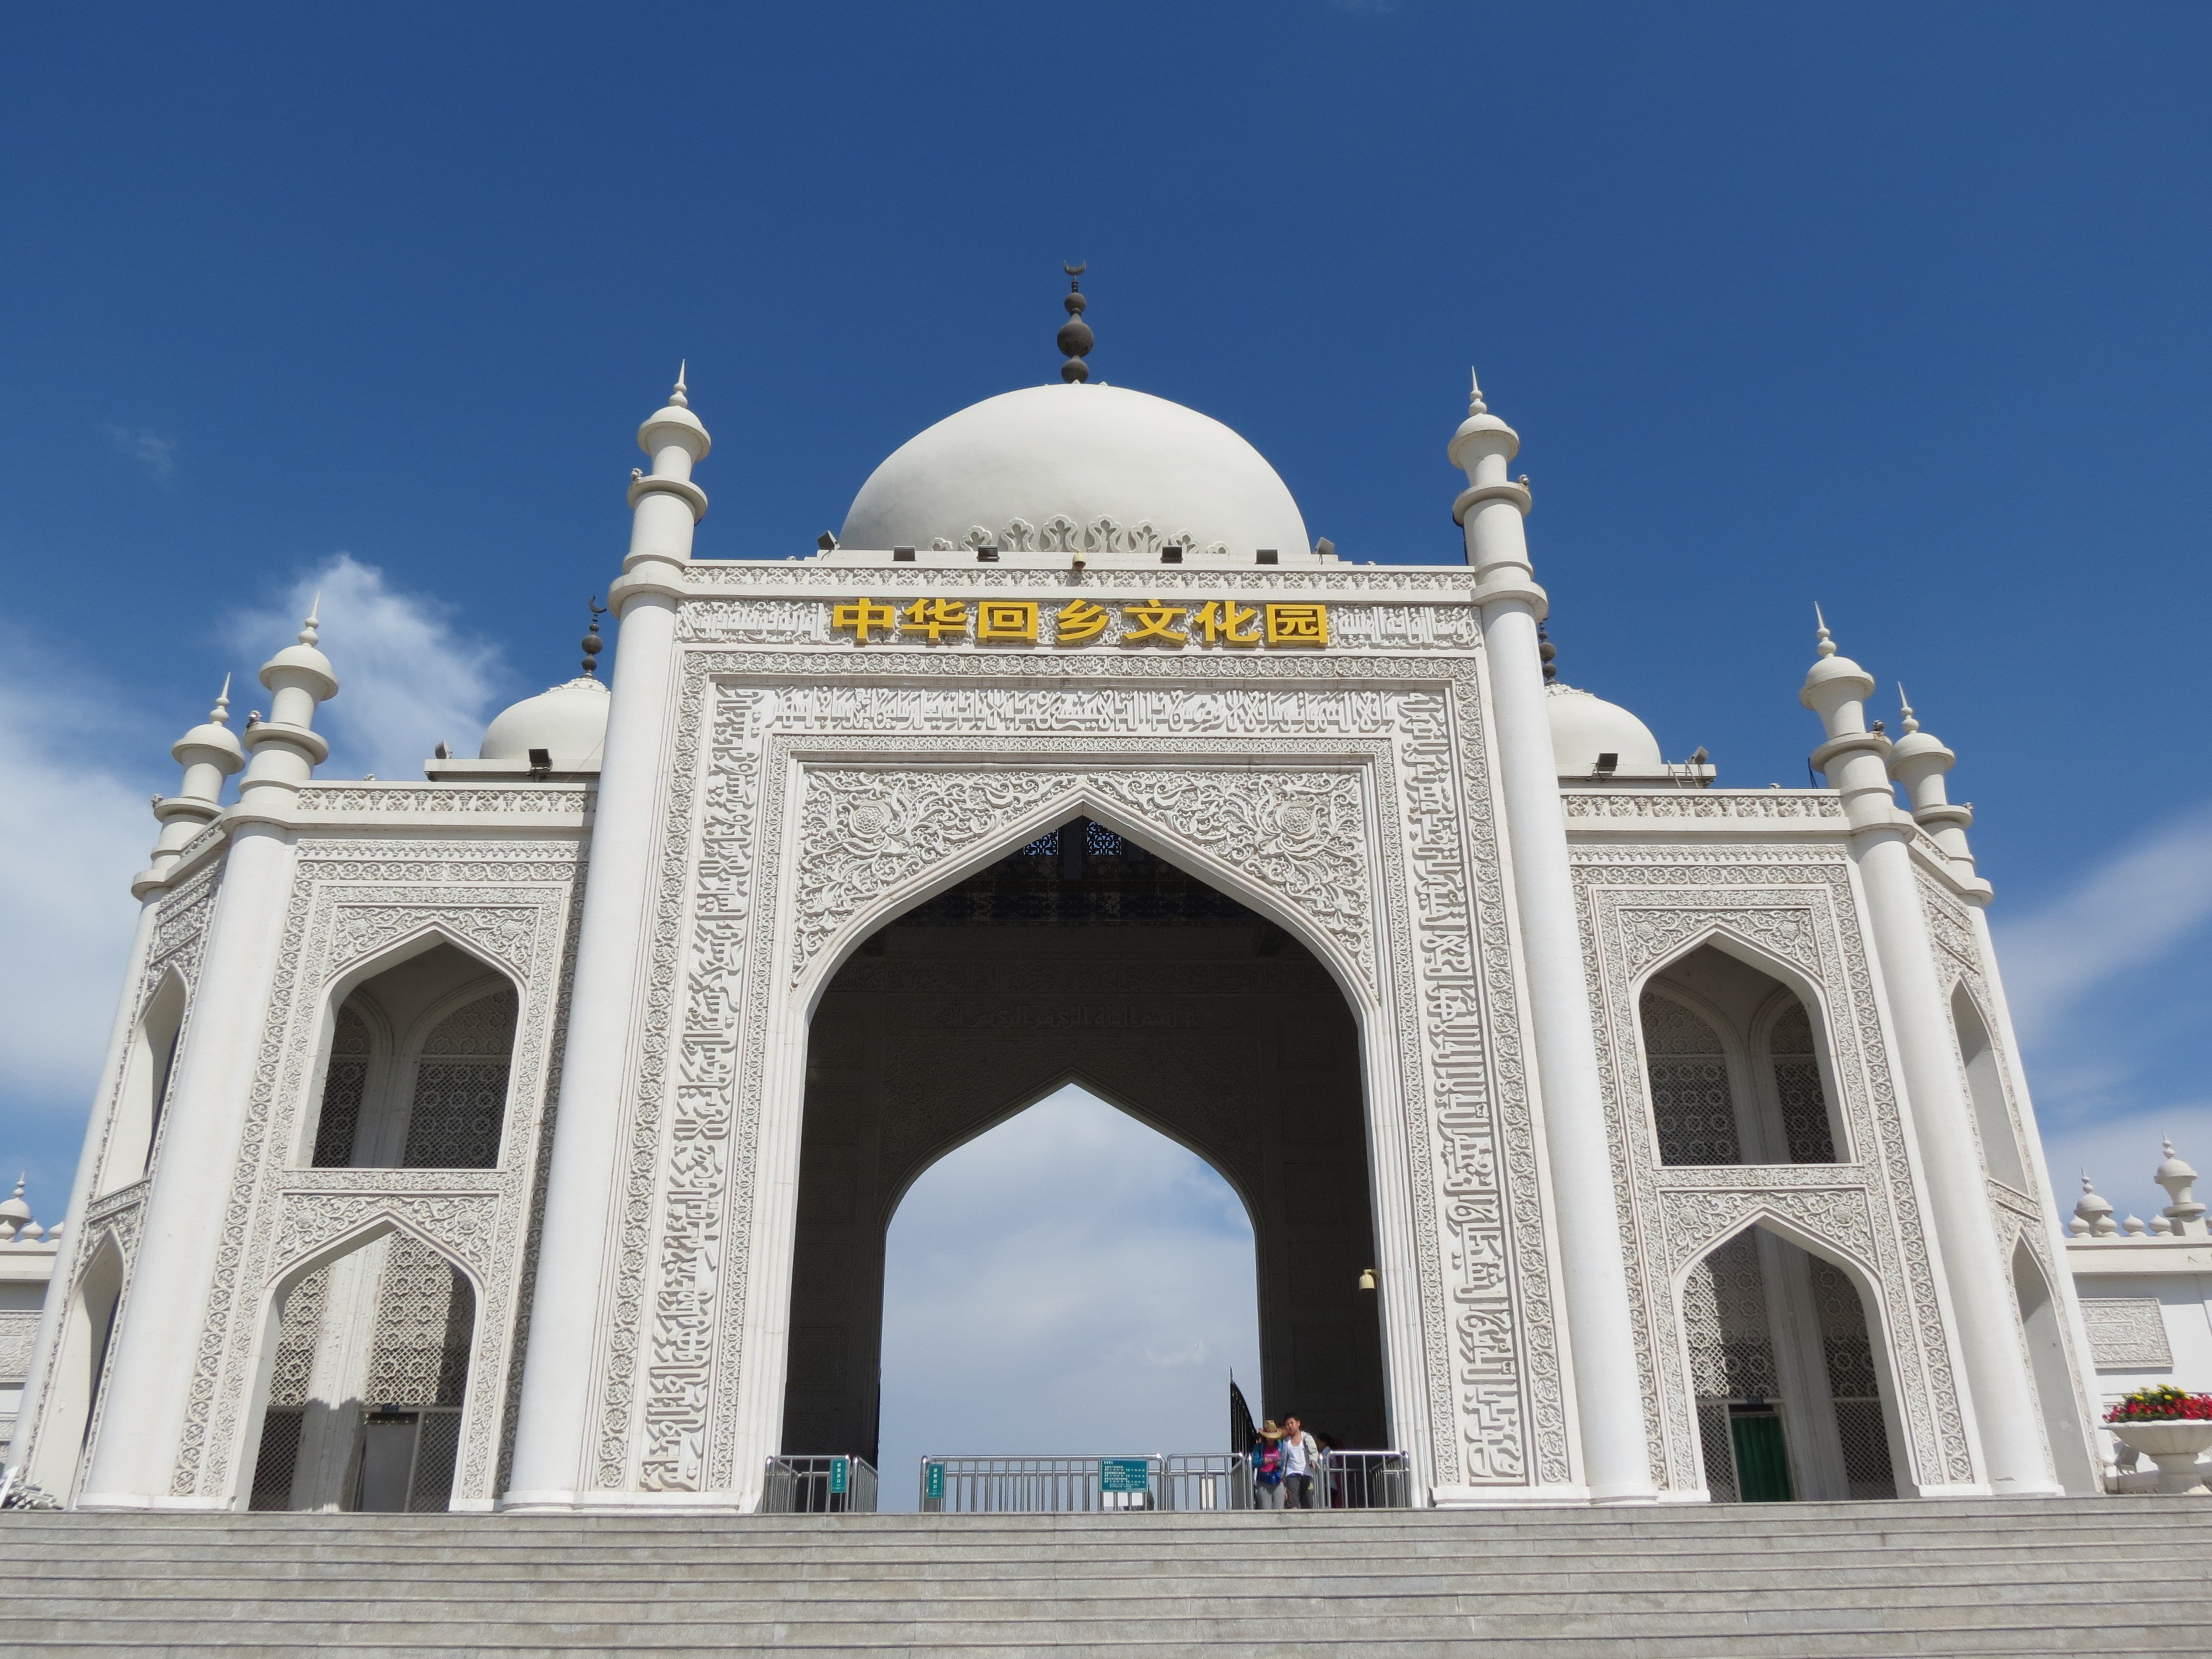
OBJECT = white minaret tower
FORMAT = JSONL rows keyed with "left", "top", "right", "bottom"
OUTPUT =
{"left": 1451, "top": 373, "right": 1656, "bottom": 1504}
{"left": 135, "top": 677, "right": 246, "bottom": 894}
{"left": 81, "top": 608, "right": 337, "bottom": 1508}
{"left": 1886, "top": 688, "right": 1979, "bottom": 880}
{"left": 1799, "top": 613, "right": 2059, "bottom": 1495}
{"left": 507, "top": 370, "right": 711, "bottom": 1510}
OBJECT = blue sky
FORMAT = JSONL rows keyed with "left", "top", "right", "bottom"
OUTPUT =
{"left": 2, "top": 4, "right": 2208, "bottom": 1446}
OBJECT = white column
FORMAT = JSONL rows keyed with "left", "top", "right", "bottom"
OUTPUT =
{"left": 505, "top": 375, "right": 708, "bottom": 1508}
{"left": 1801, "top": 625, "right": 2058, "bottom": 1495}
{"left": 81, "top": 621, "right": 336, "bottom": 1507}
{"left": 1452, "top": 377, "right": 1656, "bottom": 1503}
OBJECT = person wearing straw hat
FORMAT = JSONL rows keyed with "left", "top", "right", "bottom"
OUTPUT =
{"left": 1250, "top": 1421, "right": 1286, "bottom": 1510}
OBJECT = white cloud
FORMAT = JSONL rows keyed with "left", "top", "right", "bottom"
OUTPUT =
{"left": 227, "top": 554, "right": 507, "bottom": 780}
{"left": 102, "top": 423, "right": 179, "bottom": 480}
{"left": 877, "top": 1087, "right": 1260, "bottom": 1509}
{"left": 0, "top": 676, "right": 163, "bottom": 1203}
{"left": 1996, "top": 804, "right": 2212, "bottom": 1031}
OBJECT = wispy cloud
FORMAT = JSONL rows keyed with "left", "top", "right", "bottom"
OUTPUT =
{"left": 1996, "top": 804, "right": 2212, "bottom": 1031}
{"left": 0, "top": 671, "right": 164, "bottom": 1203}
{"left": 878, "top": 1087, "right": 1260, "bottom": 1508}
{"left": 102, "top": 422, "right": 179, "bottom": 481}
{"left": 1998, "top": 801, "right": 2212, "bottom": 1218}
{"left": 227, "top": 554, "right": 508, "bottom": 780}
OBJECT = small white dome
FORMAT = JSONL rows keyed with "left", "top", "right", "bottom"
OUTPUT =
{"left": 1546, "top": 684, "right": 1666, "bottom": 777}
{"left": 479, "top": 677, "right": 609, "bottom": 765}
{"left": 839, "top": 383, "right": 1309, "bottom": 558}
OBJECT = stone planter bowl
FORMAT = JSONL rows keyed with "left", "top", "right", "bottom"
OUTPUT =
{"left": 2114, "top": 1420, "right": 2212, "bottom": 1494}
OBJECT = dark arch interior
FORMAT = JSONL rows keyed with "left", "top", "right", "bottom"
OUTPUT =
{"left": 781, "top": 817, "right": 1387, "bottom": 1462}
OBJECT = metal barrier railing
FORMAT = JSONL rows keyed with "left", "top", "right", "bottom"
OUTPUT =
{"left": 761, "top": 1454, "right": 879, "bottom": 1513}
{"left": 916, "top": 1453, "right": 1264, "bottom": 1513}
{"left": 1322, "top": 1449, "right": 1413, "bottom": 1509}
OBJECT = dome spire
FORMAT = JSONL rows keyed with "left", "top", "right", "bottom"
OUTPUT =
{"left": 1057, "top": 262, "right": 1093, "bottom": 384}
{"left": 669, "top": 360, "right": 690, "bottom": 409}
{"left": 581, "top": 597, "right": 607, "bottom": 679}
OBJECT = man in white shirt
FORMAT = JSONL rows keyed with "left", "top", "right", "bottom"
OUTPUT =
{"left": 1280, "top": 1415, "right": 1322, "bottom": 1510}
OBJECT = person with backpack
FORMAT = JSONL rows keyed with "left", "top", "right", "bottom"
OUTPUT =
{"left": 1250, "top": 1421, "right": 1286, "bottom": 1509}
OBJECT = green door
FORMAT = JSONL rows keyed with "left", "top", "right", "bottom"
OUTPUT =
{"left": 1729, "top": 1410, "right": 1793, "bottom": 1503}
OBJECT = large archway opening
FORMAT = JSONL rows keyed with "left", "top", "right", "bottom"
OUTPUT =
{"left": 782, "top": 817, "right": 1387, "bottom": 1474}
{"left": 875, "top": 1086, "right": 1260, "bottom": 1505}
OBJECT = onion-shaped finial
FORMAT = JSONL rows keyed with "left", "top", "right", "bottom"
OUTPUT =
{"left": 1058, "top": 262, "right": 1093, "bottom": 384}
{"left": 581, "top": 597, "right": 607, "bottom": 678}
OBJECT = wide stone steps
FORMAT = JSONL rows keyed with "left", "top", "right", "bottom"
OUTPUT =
{"left": 5, "top": 1498, "right": 2207, "bottom": 1656}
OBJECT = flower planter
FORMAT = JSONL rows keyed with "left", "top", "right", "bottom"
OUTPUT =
{"left": 2112, "top": 1420, "right": 2212, "bottom": 1495}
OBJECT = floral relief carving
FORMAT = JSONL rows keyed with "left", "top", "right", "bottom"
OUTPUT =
{"left": 272, "top": 1193, "right": 503, "bottom": 1284}
{"left": 1660, "top": 1187, "right": 1878, "bottom": 1276}
{"left": 1562, "top": 791, "right": 1845, "bottom": 822}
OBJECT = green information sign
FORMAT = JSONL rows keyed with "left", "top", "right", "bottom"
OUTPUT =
{"left": 829, "top": 1457, "right": 849, "bottom": 1496}
{"left": 1099, "top": 1457, "right": 1150, "bottom": 1494}
{"left": 924, "top": 1460, "right": 945, "bottom": 1501}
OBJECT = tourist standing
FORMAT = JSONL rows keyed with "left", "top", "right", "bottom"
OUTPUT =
{"left": 1281, "top": 1416, "right": 1322, "bottom": 1510}
{"left": 1250, "top": 1421, "right": 1286, "bottom": 1509}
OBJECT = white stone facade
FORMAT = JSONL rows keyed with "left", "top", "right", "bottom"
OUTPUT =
{"left": 5, "top": 367, "right": 2106, "bottom": 1512}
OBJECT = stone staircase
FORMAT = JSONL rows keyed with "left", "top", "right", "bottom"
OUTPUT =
{"left": 4, "top": 1498, "right": 2208, "bottom": 1656}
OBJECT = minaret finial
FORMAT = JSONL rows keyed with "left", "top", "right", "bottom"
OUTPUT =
{"left": 1057, "top": 262, "right": 1093, "bottom": 384}
{"left": 670, "top": 361, "right": 689, "bottom": 409}
{"left": 1813, "top": 602, "right": 1835, "bottom": 658}
{"left": 1468, "top": 368, "right": 1488, "bottom": 416}
{"left": 299, "top": 593, "right": 322, "bottom": 647}
{"left": 211, "top": 674, "right": 232, "bottom": 726}
{"left": 581, "top": 597, "right": 607, "bottom": 679}
{"left": 1538, "top": 622, "right": 1558, "bottom": 684}
{"left": 1896, "top": 684, "right": 1918, "bottom": 734}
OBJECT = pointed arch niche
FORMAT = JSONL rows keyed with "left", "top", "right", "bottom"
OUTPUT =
{"left": 242, "top": 1225, "right": 478, "bottom": 1513}
{"left": 300, "top": 938, "right": 519, "bottom": 1171}
{"left": 1679, "top": 1222, "right": 1901, "bottom": 1502}
{"left": 29, "top": 1234, "right": 125, "bottom": 1500}
{"left": 781, "top": 816, "right": 1386, "bottom": 1464}
{"left": 100, "top": 971, "right": 186, "bottom": 1195}
{"left": 1639, "top": 942, "right": 1846, "bottom": 1167}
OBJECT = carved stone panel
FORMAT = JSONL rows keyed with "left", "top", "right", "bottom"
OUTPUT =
{"left": 592, "top": 648, "right": 1567, "bottom": 1500}
{"left": 170, "top": 841, "right": 583, "bottom": 1504}
{"left": 1573, "top": 849, "right": 1978, "bottom": 1492}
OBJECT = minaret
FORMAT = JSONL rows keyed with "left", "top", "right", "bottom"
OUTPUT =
{"left": 1799, "top": 615, "right": 2059, "bottom": 1495}
{"left": 1451, "top": 372, "right": 1656, "bottom": 1504}
{"left": 1886, "top": 687, "right": 1980, "bottom": 880}
{"left": 508, "top": 370, "right": 710, "bottom": 1510}
{"left": 80, "top": 606, "right": 336, "bottom": 1507}
{"left": 135, "top": 679, "right": 246, "bottom": 895}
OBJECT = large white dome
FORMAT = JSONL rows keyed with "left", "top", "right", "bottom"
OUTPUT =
{"left": 838, "top": 383, "right": 1310, "bottom": 559}
{"left": 1546, "top": 683, "right": 1667, "bottom": 778}
{"left": 479, "top": 677, "right": 609, "bottom": 766}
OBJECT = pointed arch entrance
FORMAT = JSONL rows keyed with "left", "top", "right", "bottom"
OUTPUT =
{"left": 782, "top": 818, "right": 1387, "bottom": 1463}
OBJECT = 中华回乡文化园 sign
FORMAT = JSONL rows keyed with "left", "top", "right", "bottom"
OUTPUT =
{"left": 830, "top": 597, "right": 1328, "bottom": 648}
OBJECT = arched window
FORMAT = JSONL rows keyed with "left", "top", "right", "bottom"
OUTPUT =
{"left": 1640, "top": 945, "right": 1845, "bottom": 1166}
{"left": 101, "top": 973, "right": 186, "bottom": 1194}
{"left": 305, "top": 942, "right": 517, "bottom": 1171}
{"left": 248, "top": 1232, "right": 475, "bottom": 1512}
{"left": 1641, "top": 991, "right": 1740, "bottom": 1165}
{"left": 1952, "top": 987, "right": 2028, "bottom": 1191}
{"left": 1682, "top": 1227, "right": 1898, "bottom": 1503}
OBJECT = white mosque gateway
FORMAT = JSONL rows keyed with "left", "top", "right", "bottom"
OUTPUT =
{"left": 6, "top": 300, "right": 2112, "bottom": 1514}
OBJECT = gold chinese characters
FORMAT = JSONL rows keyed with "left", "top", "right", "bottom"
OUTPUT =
{"left": 830, "top": 598, "right": 1328, "bottom": 648}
